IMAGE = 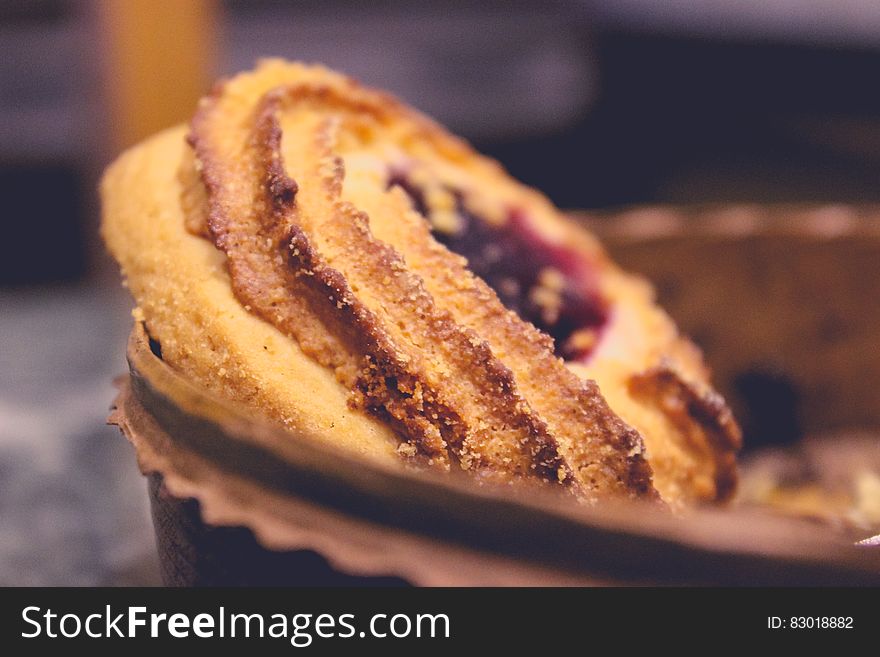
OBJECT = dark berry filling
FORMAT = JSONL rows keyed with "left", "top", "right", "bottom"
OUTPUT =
{"left": 389, "top": 173, "right": 608, "bottom": 360}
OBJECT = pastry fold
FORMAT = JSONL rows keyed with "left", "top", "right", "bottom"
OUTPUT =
{"left": 102, "top": 60, "right": 739, "bottom": 505}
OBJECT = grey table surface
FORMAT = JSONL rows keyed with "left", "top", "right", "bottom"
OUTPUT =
{"left": 0, "top": 283, "right": 160, "bottom": 585}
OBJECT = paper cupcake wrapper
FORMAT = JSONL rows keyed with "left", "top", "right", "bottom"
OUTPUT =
{"left": 108, "top": 205, "right": 880, "bottom": 585}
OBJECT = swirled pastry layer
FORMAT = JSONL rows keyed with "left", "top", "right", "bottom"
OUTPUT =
{"left": 102, "top": 60, "right": 740, "bottom": 506}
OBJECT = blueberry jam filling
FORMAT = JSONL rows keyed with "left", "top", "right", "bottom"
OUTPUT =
{"left": 388, "top": 173, "right": 608, "bottom": 360}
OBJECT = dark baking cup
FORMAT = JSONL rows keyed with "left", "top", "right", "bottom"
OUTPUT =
{"left": 113, "top": 205, "right": 880, "bottom": 586}
{"left": 148, "top": 474, "right": 406, "bottom": 586}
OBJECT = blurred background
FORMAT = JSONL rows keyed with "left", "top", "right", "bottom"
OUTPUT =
{"left": 2, "top": 0, "right": 880, "bottom": 584}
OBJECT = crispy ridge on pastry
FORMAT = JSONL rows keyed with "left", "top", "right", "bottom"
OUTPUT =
{"left": 101, "top": 127, "right": 403, "bottom": 464}
{"left": 103, "top": 59, "right": 740, "bottom": 505}
{"left": 189, "top": 64, "right": 654, "bottom": 497}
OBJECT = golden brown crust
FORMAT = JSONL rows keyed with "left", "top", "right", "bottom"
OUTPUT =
{"left": 101, "top": 126, "right": 403, "bottom": 464}
{"left": 191, "top": 75, "right": 581, "bottom": 487}
{"left": 104, "top": 59, "right": 739, "bottom": 505}
{"left": 380, "top": 164, "right": 654, "bottom": 498}
{"left": 630, "top": 364, "right": 741, "bottom": 502}
{"left": 187, "top": 63, "right": 660, "bottom": 498}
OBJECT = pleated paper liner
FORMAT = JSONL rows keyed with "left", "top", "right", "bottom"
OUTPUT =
{"left": 110, "top": 204, "right": 880, "bottom": 585}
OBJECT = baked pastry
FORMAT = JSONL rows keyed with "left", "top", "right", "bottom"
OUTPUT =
{"left": 101, "top": 60, "right": 739, "bottom": 507}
